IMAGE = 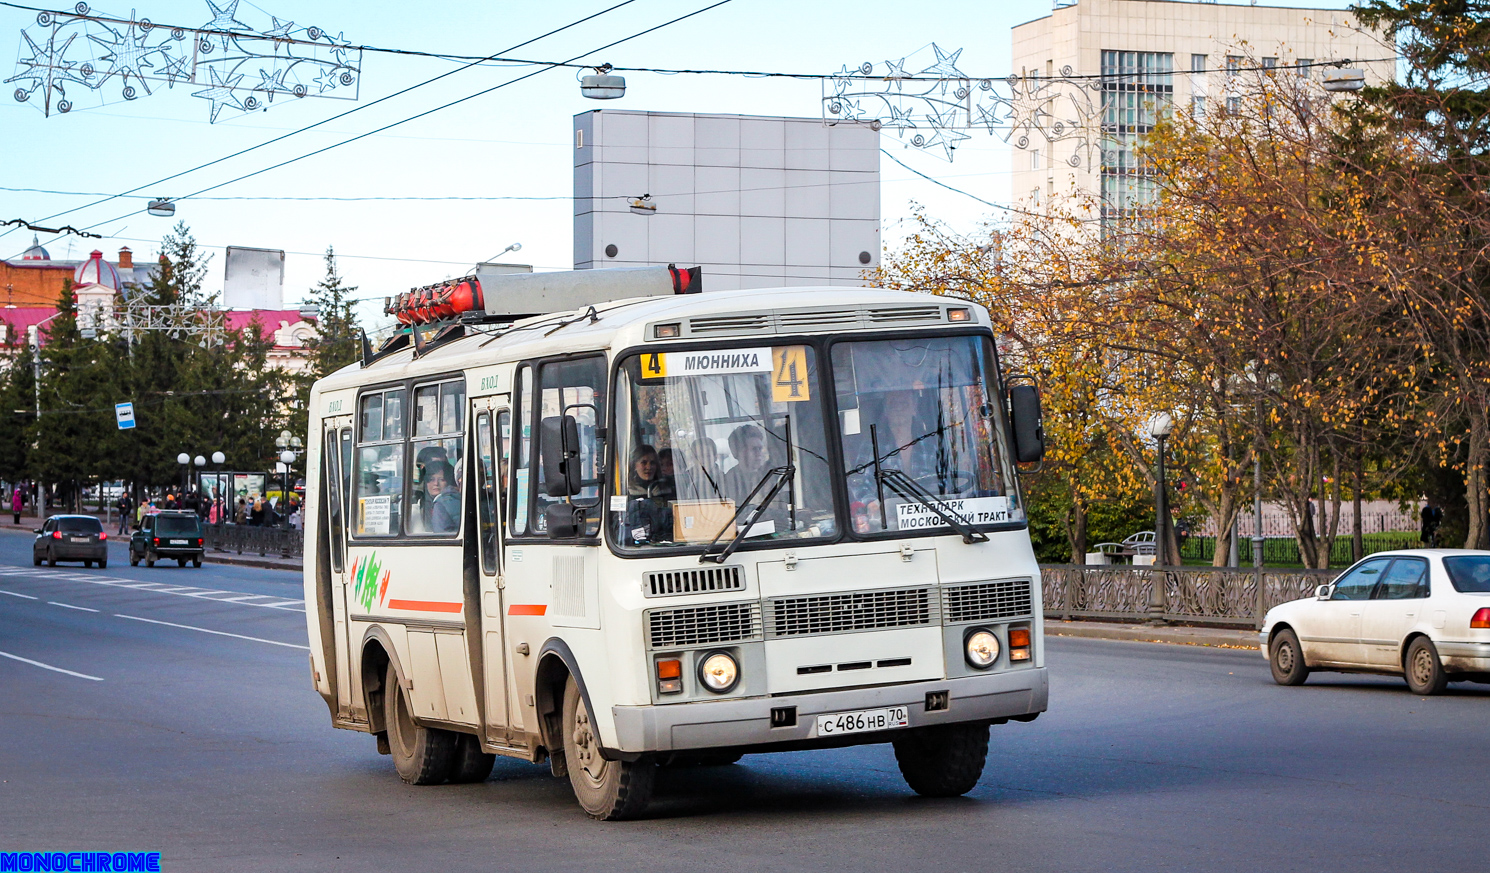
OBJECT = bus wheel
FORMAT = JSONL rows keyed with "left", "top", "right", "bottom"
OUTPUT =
{"left": 562, "top": 677, "right": 654, "bottom": 820}
{"left": 892, "top": 723, "right": 989, "bottom": 797}
{"left": 448, "top": 733, "right": 495, "bottom": 783}
{"left": 384, "top": 662, "right": 456, "bottom": 785}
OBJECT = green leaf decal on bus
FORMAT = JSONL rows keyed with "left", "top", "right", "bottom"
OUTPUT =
{"left": 351, "top": 553, "right": 391, "bottom": 611}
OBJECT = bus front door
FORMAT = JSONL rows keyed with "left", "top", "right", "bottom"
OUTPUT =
{"left": 321, "top": 419, "right": 356, "bottom": 721}
{"left": 472, "top": 402, "right": 520, "bottom": 748}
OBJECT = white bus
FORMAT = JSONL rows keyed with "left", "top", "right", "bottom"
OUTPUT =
{"left": 302, "top": 266, "right": 1048, "bottom": 819}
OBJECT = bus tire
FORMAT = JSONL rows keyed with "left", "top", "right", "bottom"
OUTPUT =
{"left": 562, "top": 677, "right": 654, "bottom": 820}
{"left": 384, "top": 661, "right": 457, "bottom": 785}
{"left": 448, "top": 733, "right": 495, "bottom": 783}
{"left": 892, "top": 722, "right": 989, "bottom": 797}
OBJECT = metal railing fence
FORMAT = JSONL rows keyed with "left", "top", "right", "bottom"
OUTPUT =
{"left": 1040, "top": 564, "right": 1339, "bottom": 629}
{"left": 203, "top": 523, "right": 303, "bottom": 558}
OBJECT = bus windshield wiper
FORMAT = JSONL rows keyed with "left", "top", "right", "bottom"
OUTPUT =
{"left": 870, "top": 424, "right": 988, "bottom": 545}
{"left": 698, "top": 463, "right": 794, "bottom": 564}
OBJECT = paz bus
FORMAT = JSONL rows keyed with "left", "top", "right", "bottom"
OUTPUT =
{"left": 302, "top": 265, "right": 1048, "bottom": 819}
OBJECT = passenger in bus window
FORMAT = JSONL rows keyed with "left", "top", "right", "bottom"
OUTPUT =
{"left": 655, "top": 448, "right": 677, "bottom": 501}
{"left": 679, "top": 439, "right": 724, "bottom": 501}
{"left": 623, "top": 445, "right": 671, "bottom": 543}
{"left": 421, "top": 460, "right": 459, "bottom": 533}
{"left": 723, "top": 425, "right": 770, "bottom": 506}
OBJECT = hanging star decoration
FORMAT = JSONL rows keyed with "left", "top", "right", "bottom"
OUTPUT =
{"left": 6, "top": 0, "right": 363, "bottom": 120}
{"left": 192, "top": 64, "right": 243, "bottom": 121}
{"left": 822, "top": 46, "right": 1105, "bottom": 163}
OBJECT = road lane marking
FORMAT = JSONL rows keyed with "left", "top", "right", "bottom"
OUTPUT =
{"left": 114, "top": 614, "right": 310, "bottom": 650}
{"left": 0, "top": 588, "right": 38, "bottom": 599}
{"left": 48, "top": 601, "right": 100, "bottom": 613}
{"left": 0, "top": 649, "right": 104, "bottom": 681}
{"left": 0, "top": 564, "right": 305, "bottom": 613}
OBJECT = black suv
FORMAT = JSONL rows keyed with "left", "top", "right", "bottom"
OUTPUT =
{"left": 131, "top": 511, "right": 205, "bottom": 568}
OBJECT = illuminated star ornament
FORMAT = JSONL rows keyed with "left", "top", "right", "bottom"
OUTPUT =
{"left": 823, "top": 46, "right": 1100, "bottom": 167}
{"left": 5, "top": 0, "right": 363, "bottom": 120}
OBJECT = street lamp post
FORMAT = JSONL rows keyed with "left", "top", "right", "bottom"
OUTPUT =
{"left": 1147, "top": 412, "right": 1175, "bottom": 625}
{"left": 275, "top": 430, "right": 301, "bottom": 527}
{"left": 176, "top": 452, "right": 190, "bottom": 498}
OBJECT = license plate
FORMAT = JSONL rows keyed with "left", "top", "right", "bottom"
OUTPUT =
{"left": 170, "top": 539, "right": 188, "bottom": 545}
{"left": 814, "top": 705, "right": 910, "bottom": 737}
{"left": 71, "top": 537, "right": 90, "bottom": 543}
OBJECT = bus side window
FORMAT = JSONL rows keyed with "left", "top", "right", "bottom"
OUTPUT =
{"left": 475, "top": 410, "right": 504, "bottom": 575}
{"left": 409, "top": 379, "right": 465, "bottom": 537}
{"left": 510, "top": 365, "right": 533, "bottom": 536}
{"left": 355, "top": 389, "right": 405, "bottom": 537}
{"left": 534, "top": 356, "right": 606, "bottom": 537}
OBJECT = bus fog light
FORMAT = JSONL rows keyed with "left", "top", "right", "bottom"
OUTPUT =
{"left": 656, "top": 658, "right": 683, "bottom": 694}
{"left": 964, "top": 629, "right": 999, "bottom": 669}
{"left": 1008, "top": 627, "right": 1031, "bottom": 661}
{"left": 698, "top": 651, "right": 739, "bottom": 693}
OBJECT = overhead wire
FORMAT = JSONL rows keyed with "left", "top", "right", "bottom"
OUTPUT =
{"left": 0, "top": 0, "right": 645, "bottom": 239}
{"left": 73, "top": 0, "right": 738, "bottom": 234}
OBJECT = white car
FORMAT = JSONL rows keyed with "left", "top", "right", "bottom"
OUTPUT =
{"left": 1260, "top": 549, "right": 1490, "bottom": 695}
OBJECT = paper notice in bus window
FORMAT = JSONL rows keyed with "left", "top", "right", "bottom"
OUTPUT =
{"left": 895, "top": 496, "right": 1008, "bottom": 530}
{"left": 360, "top": 495, "right": 392, "bottom": 535}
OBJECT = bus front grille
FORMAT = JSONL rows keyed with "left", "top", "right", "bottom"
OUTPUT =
{"left": 765, "top": 588, "right": 938, "bottom": 638}
{"left": 644, "top": 565, "right": 746, "bottom": 597}
{"left": 942, "top": 579, "right": 1034, "bottom": 623}
{"left": 645, "top": 602, "right": 762, "bottom": 650}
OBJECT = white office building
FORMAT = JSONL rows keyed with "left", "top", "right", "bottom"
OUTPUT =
{"left": 573, "top": 110, "right": 881, "bottom": 290}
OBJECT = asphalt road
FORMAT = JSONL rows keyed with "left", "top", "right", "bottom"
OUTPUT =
{"left": 1, "top": 523, "right": 1485, "bottom": 872}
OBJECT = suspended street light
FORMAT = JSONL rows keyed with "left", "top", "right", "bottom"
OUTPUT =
{"left": 580, "top": 64, "right": 626, "bottom": 99}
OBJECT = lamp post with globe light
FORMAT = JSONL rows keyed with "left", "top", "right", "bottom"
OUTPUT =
{"left": 1146, "top": 412, "right": 1175, "bottom": 624}
{"left": 274, "top": 430, "right": 303, "bottom": 526}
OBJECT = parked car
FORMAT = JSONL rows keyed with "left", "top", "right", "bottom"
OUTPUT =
{"left": 130, "top": 511, "right": 205, "bottom": 568}
{"left": 1261, "top": 549, "right": 1490, "bottom": 694}
{"left": 33, "top": 515, "right": 108, "bottom": 568}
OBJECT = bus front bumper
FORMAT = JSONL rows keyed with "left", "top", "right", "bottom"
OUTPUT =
{"left": 610, "top": 667, "right": 1047, "bottom": 754}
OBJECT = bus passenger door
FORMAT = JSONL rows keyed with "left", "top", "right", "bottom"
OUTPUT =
{"left": 322, "top": 420, "right": 355, "bottom": 719}
{"left": 472, "top": 403, "right": 515, "bottom": 744}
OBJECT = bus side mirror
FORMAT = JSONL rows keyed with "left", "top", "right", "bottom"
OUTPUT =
{"left": 1008, "top": 384, "right": 1045, "bottom": 464}
{"left": 545, "top": 502, "right": 583, "bottom": 538}
{"left": 541, "top": 414, "right": 582, "bottom": 497}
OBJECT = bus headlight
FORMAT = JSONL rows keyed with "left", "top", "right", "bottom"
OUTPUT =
{"left": 698, "top": 651, "right": 740, "bottom": 693}
{"left": 964, "top": 629, "right": 1000, "bottom": 669}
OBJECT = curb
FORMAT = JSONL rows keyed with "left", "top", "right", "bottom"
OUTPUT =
{"left": 1047, "top": 621, "right": 1261, "bottom": 649}
{"left": 204, "top": 553, "right": 302, "bottom": 572}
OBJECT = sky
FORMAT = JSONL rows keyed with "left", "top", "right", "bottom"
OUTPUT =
{"left": 1, "top": 0, "right": 1362, "bottom": 333}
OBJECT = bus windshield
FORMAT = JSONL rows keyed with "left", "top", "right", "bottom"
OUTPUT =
{"left": 612, "top": 346, "right": 837, "bottom": 551}
{"left": 834, "top": 335, "right": 1023, "bottom": 535}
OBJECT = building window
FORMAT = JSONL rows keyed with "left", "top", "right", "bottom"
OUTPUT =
{"left": 1031, "top": 148, "right": 1041, "bottom": 170}
{"left": 1100, "top": 50, "right": 1174, "bottom": 233}
{"left": 1190, "top": 54, "right": 1208, "bottom": 117}
{"left": 1226, "top": 56, "right": 1242, "bottom": 77}
{"left": 1296, "top": 58, "right": 1313, "bottom": 79}
{"left": 1262, "top": 57, "right": 1277, "bottom": 75}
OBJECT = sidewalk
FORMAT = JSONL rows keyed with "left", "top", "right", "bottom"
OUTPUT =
{"left": 1046, "top": 619, "right": 1261, "bottom": 649}
{"left": 0, "top": 518, "right": 302, "bottom": 572}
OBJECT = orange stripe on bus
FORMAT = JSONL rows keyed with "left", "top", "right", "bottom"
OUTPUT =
{"left": 508, "top": 604, "right": 547, "bottom": 616}
{"left": 386, "top": 599, "right": 463, "bottom": 613}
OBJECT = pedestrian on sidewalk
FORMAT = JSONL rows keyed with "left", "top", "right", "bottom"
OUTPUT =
{"left": 11, "top": 486, "right": 22, "bottom": 525}
{"left": 117, "top": 493, "right": 133, "bottom": 535}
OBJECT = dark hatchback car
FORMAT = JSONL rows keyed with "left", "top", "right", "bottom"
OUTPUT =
{"left": 33, "top": 515, "right": 109, "bottom": 568}
{"left": 130, "top": 511, "right": 205, "bottom": 568}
